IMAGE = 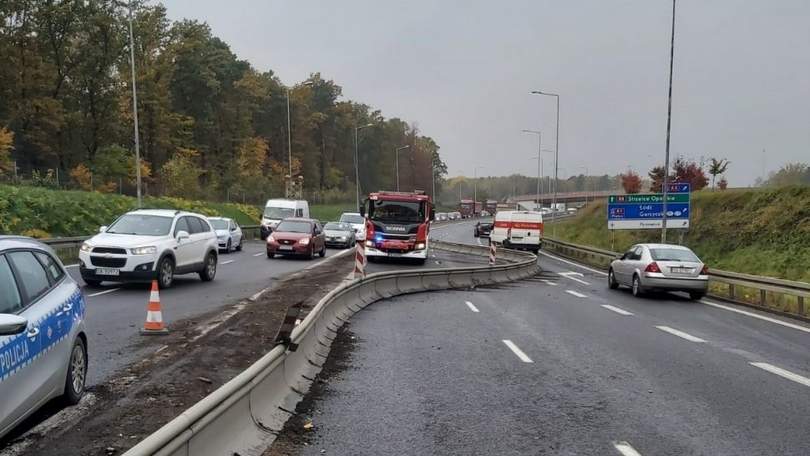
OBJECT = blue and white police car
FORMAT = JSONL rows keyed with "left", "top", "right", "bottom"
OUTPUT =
{"left": 0, "top": 236, "right": 88, "bottom": 439}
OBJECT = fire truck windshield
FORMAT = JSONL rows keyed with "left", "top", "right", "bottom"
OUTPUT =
{"left": 369, "top": 200, "right": 424, "bottom": 223}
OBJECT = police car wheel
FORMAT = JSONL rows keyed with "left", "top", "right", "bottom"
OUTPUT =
{"left": 63, "top": 338, "right": 87, "bottom": 405}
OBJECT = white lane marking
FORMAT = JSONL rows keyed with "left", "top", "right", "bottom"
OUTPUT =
{"left": 565, "top": 290, "right": 588, "bottom": 298}
{"left": 541, "top": 279, "right": 557, "bottom": 286}
{"left": 656, "top": 325, "right": 706, "bottom": 343}
{"left": 701, "top": 299, "right": 810, "bottom": 335}
{"left": 614, "top": 441, "right": 643, "bottom": 456}
{"left": 220, "top": 260, "right": 235, "bottom": 265}
{"left": 601, "top": 304, "right": 634, "bottom": 316}
{"left": 558, "top": 271, "right": 591, "bottom": 285}
{"left": 65, "top": 264, "right": 79, "bottom": 268}
{"left": 253, "top": 252, "right": 264, "bottom": 257}
{"left": 476, "top": 237, "right": 483, "bottom": 246}
{"left": 86, "top": 288, "right": 121, "bottom": 298}
{"left": 465, "top": 301, "right": 480, "bottom": 313}
{"left": 538, "top": 250, "right": 608, "bottom": 276}
{"left": 502, "top": 339, "right": 533, "bottom": 363}
{"left": 750, "top": 362, "right": 810, "bottom": 388}
{"left": 249, "top": 287, "right": 270, "bottom": 302}
{"left": 191, "top": 303, "right": 247, "bottom": 342}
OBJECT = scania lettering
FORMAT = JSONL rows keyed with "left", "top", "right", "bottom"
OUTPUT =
{"left": 362, "top": 191, "right": 433, "bottom": 264}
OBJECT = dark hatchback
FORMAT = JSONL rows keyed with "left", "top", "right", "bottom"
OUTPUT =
{"left": 474, "top": 222, "right": 493, "bottom": 237}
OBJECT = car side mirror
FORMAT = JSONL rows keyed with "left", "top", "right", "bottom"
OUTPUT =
{"left": 230, "top": 227, "right": 236, "bottom": 232}
{"left": 359, "top": 200, "right": 367, "bottom": 217}
{"left": 176, "top": 230, "right": 190, "bottom": 241}
{"left": 0, "top": 314, "right": 28, "bottom": 336}
{"left": 99, "top": 226, "right": 108, "bottom": 233}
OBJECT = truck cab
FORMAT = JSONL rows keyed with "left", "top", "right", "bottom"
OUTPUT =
{"left": 362, "top": 191, "right": 432, "bottom": 264}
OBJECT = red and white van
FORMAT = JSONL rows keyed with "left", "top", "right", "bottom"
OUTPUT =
{"left": 490, "top": 211, "right": 543, "bottom": 252}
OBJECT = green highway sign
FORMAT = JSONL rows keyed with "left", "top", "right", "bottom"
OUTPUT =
{"left": 608, "top": 193, "right": 690, "bottom": 204}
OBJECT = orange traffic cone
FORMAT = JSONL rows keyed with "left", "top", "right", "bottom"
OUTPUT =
{"left": 140, "top": 280, "right": 169, "bottom": 335}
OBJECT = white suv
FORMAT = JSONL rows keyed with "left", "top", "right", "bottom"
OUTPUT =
{"left": 79, "top": 209, "right": 219, "bottom": 288}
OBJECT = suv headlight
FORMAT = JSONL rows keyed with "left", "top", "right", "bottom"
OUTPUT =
{"left": 80, "top": 242, "right": 92, "bottom": 253}
{"left": 299, "top": 238, "right": 310, "bottom": 246}
{"left": 131, "top": 246, "right": 157, "bottom": 255}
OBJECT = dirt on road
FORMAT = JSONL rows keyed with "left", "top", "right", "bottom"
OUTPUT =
{"left": 11, "top": 253, "right": 352, "bottom": 456}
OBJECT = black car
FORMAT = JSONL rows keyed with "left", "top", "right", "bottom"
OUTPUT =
{"left": 474, "top": 222, "right": 493, "bottom": 237}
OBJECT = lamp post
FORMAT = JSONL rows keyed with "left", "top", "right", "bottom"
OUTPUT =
{"left": 354, "top": 123, "right": 374, "bottom": 211}
{"left": 473, "top": 166, "right": 484, "bottom": 216}
{"left": 395, "top": 145, "right": 410, "bottom": 191}
{"left": 125, "top": 0, "right": 142, "bottom": 207}
{"left": 531, "top": 90, "right": 560, "bottom": 236}
{"left": 522, "top": 129, "right": 542, "bottom": 210}
{"left": 661, "top": 0, "right": 677, "bottom": 243}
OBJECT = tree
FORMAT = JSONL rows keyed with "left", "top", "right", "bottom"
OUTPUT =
{"left": 672, "top": 157, "right": 708, "bottom": 191}
{"left": 0, "top": 127, "right": 13, "bottom": 177}
{"left": 620, "top": 170, "right": 642, "bottom": 194}
{"left": 718, "top": 177, "right": 728, "bottom": 190}
{"left": 764, "top": 163, "right": 810, "bottom": 187}
{"left": 162, "top": 148, "right": 202, "bottom": 198}
{"left": 708, "top": 158, "right": 730, "bottom": 190}
{"left": 648, "top": 166, "right": 670, "bottom": 193}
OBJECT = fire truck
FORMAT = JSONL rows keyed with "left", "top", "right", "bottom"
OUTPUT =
{"left": 485, "top": 200, "right": 498, "bottom": 215}
{"left": 361, "top": 191, "right": 433, "bottom": 263}
{"left": 459, "top": 199, "right": 474, "bottom": 218}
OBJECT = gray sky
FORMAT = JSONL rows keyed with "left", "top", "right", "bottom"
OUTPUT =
{"left": 164, "top": 0, "right": 809, "bottom": 185}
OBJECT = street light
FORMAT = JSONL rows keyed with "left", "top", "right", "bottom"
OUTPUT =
{"left": 661, "top": 0, "right": 677, "bottom": 243}
{"left": 473, "top": 166, "right": 484, "bottom": 216}
{"left": 522, "top": 129, "right": 542, "bottom": 210}
{"left": 395, "top": 145, "right": 410, "bottom": 191}
{"left": 286, "top": 81, "right": 314, "bottom": 179}
{"left": 531, "top": 89, "right": 560, "bottom": 236}
{"left": 354, "top": 123, "right": 374, "bottom": 211}
{"left": 125, "top": 0, "right": 142, "bottom": 207}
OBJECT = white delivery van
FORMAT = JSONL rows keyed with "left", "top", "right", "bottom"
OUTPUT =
{"left": 490, "top": 210, "right": 543, "bottom": 252}
{"left": 261, "top": 199, "right": 310, "bottom": 239}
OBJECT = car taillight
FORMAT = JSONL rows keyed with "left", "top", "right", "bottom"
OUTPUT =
{"left": 700, "top": 265, "right": 709, "bottom": 275}
{"left": 645, "top": 262, "right": 661, "bottom": 273}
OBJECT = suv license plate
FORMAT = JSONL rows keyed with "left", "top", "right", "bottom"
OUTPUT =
{"left": 279, "top": 245, "right": 294, "bottom": 251}
{"left": 96, "top": 268, "right": 120, "bottom": 276}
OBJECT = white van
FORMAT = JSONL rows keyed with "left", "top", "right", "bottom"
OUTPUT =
{"left": 490, "top": 210, "right": 543, "bottom": 252}
{"left": 261, "top": 199, "right": 310, "bottom": 239}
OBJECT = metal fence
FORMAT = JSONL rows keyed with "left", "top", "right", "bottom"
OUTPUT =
{"left": 543, "top": 238, "right": 810, "bottom": 320}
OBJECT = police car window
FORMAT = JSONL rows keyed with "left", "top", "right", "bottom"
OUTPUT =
{"left": 7, "top": 251, "right": 51, "bottom": 303}
{"left": 0, "top": 255, "right": 23, "bottom": 314}
{"left": 174, "top": 217, "right": 190, "bottom": 236}
{"left": 34, "top": 252, "right": 64, "bottom": 283}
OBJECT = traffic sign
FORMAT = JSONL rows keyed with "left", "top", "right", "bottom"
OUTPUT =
{"left": 607, "top": 183, "right": 691, "bottom": 230}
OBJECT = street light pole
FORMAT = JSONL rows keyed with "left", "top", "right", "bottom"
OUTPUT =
{"left": 522, "top": 129, "right": 542, "bottom": 210}
{"left": 286, "top": 87, "right": 292, "bottom": 177}
{"left": 395, "top": 145, "right": 410, "bottom": 191}
{"left": 354, "top": 123, "right": 373, "bottom": 212}
{"left": 473, "top": 166, "right": 484, "bottom": 216}
{"left": 661, "top": 0, "right": 677, "bottom": 243}
{"left": 126, "top": 0, "right": 142, "bottom": 207}
{"left": 531, "top": 90, "right": 560, "bottom": 236}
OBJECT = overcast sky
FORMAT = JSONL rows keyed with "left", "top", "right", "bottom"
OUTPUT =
{"left": 164, "top": 0, "right": 809, "bottom": 185}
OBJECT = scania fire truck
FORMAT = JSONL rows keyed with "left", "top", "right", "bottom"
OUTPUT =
{"left": 361, "top": 191, "right": 433, "bottom": 264}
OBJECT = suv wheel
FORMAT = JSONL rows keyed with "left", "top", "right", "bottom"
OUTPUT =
{"left": 200, "top": 252, "right": 217, "bottom": 281}
{"left": 226, "top": 239, "right": 233, "bottom": 253}
{"left": 319, "top": 246, "right": 326, "bottom": 258}
{"left": 62, "top": 338, "right": 87, "bottom": 405}
{"left": 158, "top": 256, "right": 175, "bottom": 289}
{"left": 235, "top": 239, "right": 243, "bottom": 251}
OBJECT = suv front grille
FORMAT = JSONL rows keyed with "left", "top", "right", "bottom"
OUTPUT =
{"left": 90, "top": 256, "right": 127, "bottom": 268}
{"left": 92, "top": 247, "right": 127, "bottom": 254}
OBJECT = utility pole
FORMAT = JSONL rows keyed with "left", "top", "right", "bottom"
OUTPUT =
{"left": 661, "top": 0, "right": 676, "bottom": 243}
{"left": 530, "top": 90, "right": 560, "bottom": 236}
{"left": 354, "top": 123, "right": 373, "bottom": 211}
{"left": 395, "top": 145, "right": 410, "bottom": 191}
{"left": 286, "top": 87, "right": 293, "bottom": 177}
{"left": 127, "top": 0, "right": 142, "bottom": 207}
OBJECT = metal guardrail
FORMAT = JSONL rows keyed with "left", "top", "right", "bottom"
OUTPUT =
{"left": 122, "top": 240, "right": 538, "bottom": 456}
{"left": 543, "top": 237, "right": 810, "bottom": 320}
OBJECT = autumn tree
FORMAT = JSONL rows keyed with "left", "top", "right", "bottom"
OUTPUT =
{"left": 718, "top": 177, "right": 728, "bottom": 190}
{"left": 162, "top": 148, "right": 202, "bottom": 198}
{"left": 0, "top": 127, "right": 13, "bottom": 177}
{"left": 620, "top": 170, "right": 642, "bottom": 194}
{"left": 673, "top": 157, "right": 708, "bottom": 191}
{"left": 708, "top": 158, "right": 730, "bottom": 190}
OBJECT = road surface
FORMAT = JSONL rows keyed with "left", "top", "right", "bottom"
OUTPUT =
{"left": 273, "top": 219, "right": 810, "bottom": 455}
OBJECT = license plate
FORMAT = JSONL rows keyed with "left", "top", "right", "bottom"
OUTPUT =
{"left": 96, "top": 268, "right": 120, "bottom": 276}
{"left": 278, "top": 245, "right": 294, "bottom": 251}
{"left": 671, "top": 267, "right": 693, "bottom": 274}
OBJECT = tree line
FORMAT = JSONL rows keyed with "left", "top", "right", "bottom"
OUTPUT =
{"left": 0, "top": 1, "right": 447, "bottom": 204}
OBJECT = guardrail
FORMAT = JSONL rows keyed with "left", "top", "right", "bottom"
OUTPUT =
{"left": 122, "top": 240, "right": 538, "bottom": 456}
{"left": 543, "top": 238, "right": 810, "bottom": 320}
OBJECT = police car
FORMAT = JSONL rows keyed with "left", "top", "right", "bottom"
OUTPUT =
{"left": 0, "top": 236, "right": 88, "bottom": 439}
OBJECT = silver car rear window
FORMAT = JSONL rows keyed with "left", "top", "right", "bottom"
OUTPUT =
{"left": 650, "top": 248, "right": 699, "bottom": 262}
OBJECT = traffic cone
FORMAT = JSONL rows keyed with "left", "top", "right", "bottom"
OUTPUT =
{"left": 140, "top": 280, "right": 169, "bottom": 335}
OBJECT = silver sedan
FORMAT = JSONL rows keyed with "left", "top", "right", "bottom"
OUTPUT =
{"left": 608, "top": 243, "right": 709, "bottom": 300}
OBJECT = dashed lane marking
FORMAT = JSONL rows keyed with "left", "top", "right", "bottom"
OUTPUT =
{"left": 465, "top": 301, "right": 480, "bottom": 313}
{"left": 253, "top": 252, "right": 264, "bottom": 257}
{"left": 541, "top": 280, "right": 557, "bottom": 286}
{"left": 538, "top": 250, "right": 608, "bottom": 276}
{"left": 220, "top": 260, "right": 235, "bottom": 265}
{"left": 502, "top": 339, "right": 533, "bottom": 363}
{"left": 614, "top": 441, "right": 643, "bottom": 456}
{"left": 565, "top": 290, "right": 588, "bottom": 298}
{"left": 558, "top": 271, "right": 591, "bottom": 285}
{"left": 601, "top": 304, "right": 633, "bottom": 316}
{"left": 750, "top": 362, "right": 810, "bottom": 388}
{"left": 86, "top": 288, "right": 121, "bottom": 298}
{"left": 701, "top": 299, "right": 810, "bottom": 335}
{"left": 656, "top": 325, "right": 706, "bottom": 343}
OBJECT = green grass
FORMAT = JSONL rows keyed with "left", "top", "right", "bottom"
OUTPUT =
{"left": 310, "top": 203, "right": 357, "bottom": 223}
{"left": 0, "top": 185, "right": 261, "bottom": 238}
{"left": 552, "top": 186, "right": 810, "bottom": 282}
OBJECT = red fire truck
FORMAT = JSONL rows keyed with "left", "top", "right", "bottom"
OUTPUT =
{"left": 362, "top": 191, "right": 433, "bottom": 263}
{"left": 459, "top": 199, "right": 474, "bottom": 218}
